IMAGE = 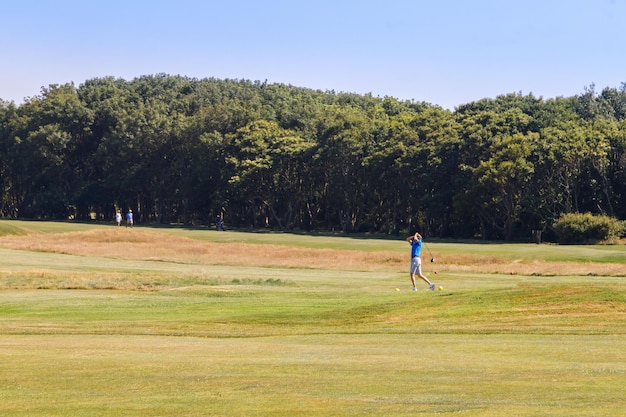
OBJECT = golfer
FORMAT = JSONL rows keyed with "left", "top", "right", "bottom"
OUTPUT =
{"left": 407, "top": 232, "right": 435, "bottom": 291}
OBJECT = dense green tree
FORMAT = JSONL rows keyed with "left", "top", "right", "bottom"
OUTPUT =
{"left": 1, "top": 75, "right": 624, "bottom": 240}
{"left": 467, "top": 132, "right": 537, "bottom": 240}
{"left": 311, "top": 104, "right": 375, "bottom": 232}
{"left": 226, "top": 120, "right": 312, "bottom": 230}
{"left": 0, "top": 100, "right": 19, "bottom": 217}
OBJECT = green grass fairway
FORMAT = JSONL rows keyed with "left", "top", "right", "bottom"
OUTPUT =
{"left": 0, "top": 220, "right": 625, "bottom": 416}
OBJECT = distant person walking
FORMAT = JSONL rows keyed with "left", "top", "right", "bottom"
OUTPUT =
{"left": 407, "top": 232, "right": 435, "bottom": 291}
{"left": 126, "top": 209, "right": 134, "bottom": 227}
{"left": 115, "top": 209, "right": 122, "bottom": 227}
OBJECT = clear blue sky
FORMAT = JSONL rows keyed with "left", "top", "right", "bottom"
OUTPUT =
{"left": 2, "top": 0, "right": 624, "bottom": 109}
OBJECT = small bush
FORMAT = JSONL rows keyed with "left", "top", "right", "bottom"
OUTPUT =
{"left": 553, "top": 212, "right": 625, "bottom": 244}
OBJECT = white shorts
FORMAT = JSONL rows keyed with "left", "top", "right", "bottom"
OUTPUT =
{"left": 410, "top": 256, "right": 422, "bottom": 274}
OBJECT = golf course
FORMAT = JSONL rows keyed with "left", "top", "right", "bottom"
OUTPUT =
{"left": 0, "top": 220, "right": 624, "bottom": 416}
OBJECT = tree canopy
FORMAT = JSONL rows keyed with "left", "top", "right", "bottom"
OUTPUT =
{"left": 1, "top": 75, "right": 625, "bottom": 240}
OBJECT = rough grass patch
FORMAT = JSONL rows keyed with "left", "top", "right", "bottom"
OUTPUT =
{"left": 1, "top": 228, "right": 624, "bottom": 278}
{"left": 0, "top": 223, "right": 29, "bottom": 237}
{"left": 230, "top": 278, "right": 293, "bottom": 286}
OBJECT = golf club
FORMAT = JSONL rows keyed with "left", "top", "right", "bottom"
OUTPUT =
{"left": 424, "top": 241, "right": 435, "bottom": 263}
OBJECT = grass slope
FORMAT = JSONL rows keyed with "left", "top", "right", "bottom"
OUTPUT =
{"left": 0, "top": 220, "right": 624, "bottom": 416}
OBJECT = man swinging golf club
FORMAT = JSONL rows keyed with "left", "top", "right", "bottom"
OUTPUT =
{"left": 407, "top": 232, "right": 435, "bottom": 291}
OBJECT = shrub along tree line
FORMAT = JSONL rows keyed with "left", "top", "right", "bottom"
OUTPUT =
{"left": 1, "top": 75, "right": 625, "bottom": 241}
{"left": 553, "top": 212, "right": 625, "bottom": 244}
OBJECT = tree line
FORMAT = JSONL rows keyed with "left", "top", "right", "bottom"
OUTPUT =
{"left": 1, "top": 75, "right": 625, "bottom": 240}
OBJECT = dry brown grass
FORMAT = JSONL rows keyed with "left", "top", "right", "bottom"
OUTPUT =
{"left": 0, "top": 228, "right": 403, "bottom": 272}
{"left": 0, "top": 228, "right": 623, "bottom": 276}
{"left": 440, "top": 255, "right": 626, "bottom": 277}
{"left": 0, "top": 270, "right": 175, "bottom": 291}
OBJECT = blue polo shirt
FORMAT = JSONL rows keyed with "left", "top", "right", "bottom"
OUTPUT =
{"left": 411, "top": 239, "right": 422, "bottom": 258}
